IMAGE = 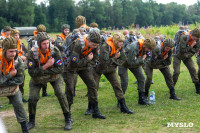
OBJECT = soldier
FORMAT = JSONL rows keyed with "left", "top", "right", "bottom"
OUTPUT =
{"left": 173, "top": 28, "right": 200, "bottom": 94}
{"left": 0, "top": 26, "right": 12, "bottom": 40}
{"left": 90, "top": 22, "right": 98, "bottom": 28}
{"left": 75, "top": 15, "right": 89, "bottom": 32}
{"left": 123, "top": 30, "right": 129, "bottom": 36}
{"left": 26, "top": 32, "right": 72, "bottom": 130}
{"left": 118, "top": 38, "right": 156, "bottom": 105}
{"left": 0, "top": 37, "right": 29, "bottom": 133}
{"left": 10, "top": 29, "right": 28, "bottom": 102}
{"left": 145, "top": 39, "right": 181, "bottom": 100}
{"left": 93, "top": 33, "right": 134, "bottom": 114}
{"left": 54, "top": 24, "right": 70, "bottom": 58}
{"left": 64, "top": 30, "right": 106, "bottom": 119}
{"left": 27, "top": 24, "right": 50, "bottom": 97}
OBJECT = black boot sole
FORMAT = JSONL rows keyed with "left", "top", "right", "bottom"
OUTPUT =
{"left": 92, "top": 114, "right": 106, "bottom": 119}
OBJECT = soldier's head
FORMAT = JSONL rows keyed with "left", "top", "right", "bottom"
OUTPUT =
{"left": 86, "top": 29, "right": 101, "bottom": 49}
{"left": 90, "top": 22, "right": 98, "bottom": 28}
{"left": 75, "top": 15, "right": 86, "bottom": 28}
{"left": 36, "top": 32, "right": 50, "bottom": 53}
{"left": 37, "top": 24, "right": 46, "bottom": 33}
{"left": 143, "top": 38, "right": 156, "bottom": 52}
{"left": 113, "top": 33, "right": 125, "bottom": 49}
{"left": 2, "top": 37, "right": 17, "bottom": 61}
{"left": 123, "top": 30, "right": 129, "bottom": 36}
{"left": 162, "top": 39, "right": 174, "bottom": 52}
{"left": 191, "top": 28, "right": 200, "bottom": 41}
{"left": 179, "top": 26, "right": 185, "bottom": 31}
{"left": 61, "top": 24, "right": 70, "bottom": 36}
{"left": 3, "top": 26, "right": 12, "bottom": 37}
{"left": 129, "top": 31, "right": 136, "bottom": 36}
{"left": 10, "top": 29, "right": 20, "bottom": 41}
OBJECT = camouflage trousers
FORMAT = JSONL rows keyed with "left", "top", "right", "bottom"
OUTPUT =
{"left": 118, "top": 66, "right": 145, "bottom": 94}
{"left": 28, "top": 75, "right": 69, "bottom": 115}
{"left": 63, "top": 68, "right": 98, "bottom": 106}
{"left": 196, "top": 55, "right": 200, "bottom": 82}
{"left": 8, "top": 91, "right": 28, "bottom": 122}
{"left": 94, "top": 68, "right": 124, "bottom": 100}
{"left": 173, "top": 55, "right": 199, "bottom": 86}
{"left": 145, "top": 64, "right": 174, "bottom": 91}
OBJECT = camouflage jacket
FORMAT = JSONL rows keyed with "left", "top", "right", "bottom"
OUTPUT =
{"left": 0, "top": 57, "right": 24, "bottom": 87}
{"left": 96, "top": 42, "right": 126, "bottom": 74}
{"left": 54, "top": 34, "right": 67, "bottom": 58}
{"left": 67, "top": 39, "right": 99, "bottom": 71}
{"left": 176, "top": 34, "right": 200, "bottom": 60}
{"left": 147, "top": 47, "right": 172, "bottom": 69}
{"left": 27, "top": 46, "right": 63, "bottom": 83}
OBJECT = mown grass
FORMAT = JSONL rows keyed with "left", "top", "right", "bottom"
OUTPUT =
{"left": 1, "top": 28, "right": 200, "bottom": 133}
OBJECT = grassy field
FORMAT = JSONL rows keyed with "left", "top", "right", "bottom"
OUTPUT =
{"left": 1, "top": 29, "right": 200, "bottom": 133}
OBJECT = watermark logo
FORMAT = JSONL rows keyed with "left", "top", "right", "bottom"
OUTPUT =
{"left": 167, "top": 122, "right": 193, "bottom": 127}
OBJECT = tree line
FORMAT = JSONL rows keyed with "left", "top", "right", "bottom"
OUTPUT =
{"left": 0, "top": 0, "right": 200, "bottom": 32}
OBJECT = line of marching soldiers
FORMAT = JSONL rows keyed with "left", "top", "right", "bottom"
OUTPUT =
{"left": 1, "top": 15, "right": 200, "bottom": 133}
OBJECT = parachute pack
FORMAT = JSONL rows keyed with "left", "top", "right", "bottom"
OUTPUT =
{"left": 63, "top": 32, "right": 85, "bottom": 65}
{"left": 173, "top": 30, "right": 189, "bottom": 55}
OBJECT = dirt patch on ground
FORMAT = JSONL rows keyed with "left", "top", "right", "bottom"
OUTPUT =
{"left": 0, "top": 110, "right": 15, "bottom": 119}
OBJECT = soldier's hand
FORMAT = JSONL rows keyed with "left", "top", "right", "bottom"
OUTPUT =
{"left": 46, "top": 57, "right": 55, "bottom": 67}
{"left": 9, "top": 68, "right": 17, "bottom": 77}
{"left": 164, "top": 53, "right": 168, "bottom": 59}
{"left": 142, "top": 54, "right": 147, "bottom": 60}
{"left": 88, "top": 52, "right": 93, "bottom": 60}
{"left": 20, "top": 56, "right": 27, "bottom": 61}
{"left": 115, "top": 52, "right": 120, "bottom": 58}
{"left": 191, "top": 41, "right": 197, "bottom": 47}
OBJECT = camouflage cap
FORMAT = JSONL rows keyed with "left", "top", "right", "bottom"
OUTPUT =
{"left": 129, "top": 31, "right": 135, "bottom": 35}
{"left": 162, "top": 39, "right": 174, "bottom": 48}
{"left": 100, "top": 30, "right": 106, "bottom": 35}
{"left": 191, "top": 28, "right": 200, "bottom": 38}
{"left": 3, "top": 26, "right": 12, "bottom": 32}
{"left": 10, "top": 29, "right": 20, "bottom": 37}
{"left": 2, "top": 37, "right": 17, "bottom": 57}
{"left": 62, "top": 24, "right": 70, "bottom": 31}
{"left": 143, "top": 38, "right": 156, "bottom": 50}
{"left": 179, "top": 26, "right": 185, "bottom": 31}
{"left": 36, "top": 32, "right": 50, "bottom": 46}
{"left": 86, "top": 30, "right": 101, "bottom": 43}
{"left": 90, "top": 22, "right": 98, "bottom": 28}
{"left": 37, "top": 24, "right": 46, "bottom": 32}
{"left": 113, "top": 33, "right": 125, "bottom": 46}
{"left": 75, "top": 15, "right": 86, "bottom": 28}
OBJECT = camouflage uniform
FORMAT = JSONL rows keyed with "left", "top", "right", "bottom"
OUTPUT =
{"left": 94, "top": 33, "right": 134, "bottom": 114}
{"left": 0, "top": 37, "right": 29, "bottom": 133}
{"left": 118, "top": 38, "right": 156, "bottom": 105}
{"left": 64, "top": 30, "right": 106, "bottom": 119}
{"left": 27, "top": 32, "right": 72, "bottom": 130}
{"left": 145, "top": 39, "right": 181, "bottom": 100}
{"left": 27, "top": 24, "right": 49, "bottom": 97}
{"left": 173, "top": 28, "right": 200, "bottom": 94}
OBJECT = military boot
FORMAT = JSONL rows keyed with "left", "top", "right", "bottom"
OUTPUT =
{"left": 118, "top": 98, "right": 134, "bottom": 114}
{"left": 68, "top": 104, "right": 74, "bottom": 123}
{"left": 195, "top": 83, "right": 200, "bottom": 95}
{"left": 117, "top": 101, "right": 121, "bottom": 108}
{"left": 27, "top": 115, "right": 35, "bottom": 130}
{"left": 20, "top": 121, "right": 29, "bottom": 133}
{"left": 144, "top": 90, "right": 149, "bottom": 101}
{"left": 85, "top": 102, "right": 93, "bottom": 115}
{"left": 22, "top": 97, "right": 28, "bottom": 103}
{"left": 169, "top": 88, "right": 181, "bottom": 100}
{"left": 42, "top": 86, "right": 50, "bottom": 97}
{"left": 138, "top": 92, "right": 151, "bottom": 105}
{"left": 92, "top": 102, "right": 106, "bottom": 119}
{"left": 64, "top": 113, "right": 72, "bottom": 130}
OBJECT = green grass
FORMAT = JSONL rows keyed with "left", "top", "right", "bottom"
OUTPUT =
{"left": 1, "top": 29, "right": 200, "bottom": 133}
